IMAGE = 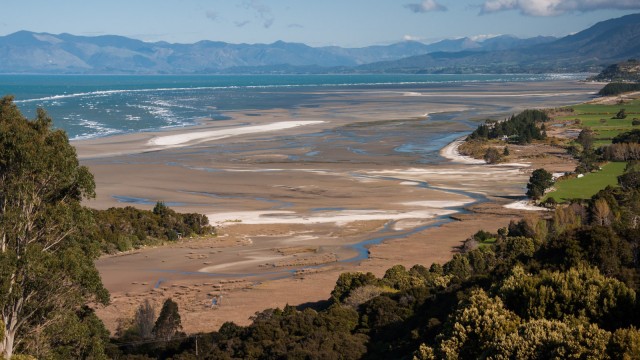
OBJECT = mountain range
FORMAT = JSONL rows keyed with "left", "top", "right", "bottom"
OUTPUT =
{"left": 0, "top": 13, "right": 638, "bottom": 74}
{"left": 360, "top": 13, "right": 640, "bottom": 74}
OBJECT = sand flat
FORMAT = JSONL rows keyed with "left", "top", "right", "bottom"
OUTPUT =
{"left": 85, "top": 81, "right": 600, "bottom": 333}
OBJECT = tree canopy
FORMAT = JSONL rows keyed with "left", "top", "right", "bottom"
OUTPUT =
{"left": 0, "top": 96, "right": 108, "bottom": 358}
{"left": 526, "top": 168, "right": 554, "bottom": 199}
{"left": 468, "top": 109, "right": 549, "bottom": 144}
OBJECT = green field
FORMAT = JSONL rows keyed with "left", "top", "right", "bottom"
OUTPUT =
{"left": 544, "top": 162, "right": 627, "bottom": 203}
{"left": 557, "top": 99, "right": 640, "bottom": 145}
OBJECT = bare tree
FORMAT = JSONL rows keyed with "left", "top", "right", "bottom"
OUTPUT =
{"left": 135, "top": 299, "right": 156, "bottom": 339}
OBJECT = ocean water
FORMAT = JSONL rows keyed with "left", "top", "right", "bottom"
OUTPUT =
{"left": 1, "top": 73, "right": 586, "bottom": 140}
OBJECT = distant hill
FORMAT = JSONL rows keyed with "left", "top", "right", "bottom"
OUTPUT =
{"left": 359, "top": 13, "right": 640, "bottom": 74}
{"left": 0, "top": 13, "right": 637, "bottom": 74}
{"left": 0, "top": 32, "right": 442, "bottom": 74}
{"left": 590, "top": 59, "right": 640, "bottom": 82}
{"left": 0, "top": 31, "right": 555, "bottom": 74}
{"left": 417, "top": 35, "right": 556, "bottom": 54}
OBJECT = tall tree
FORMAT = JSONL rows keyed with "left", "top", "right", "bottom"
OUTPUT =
{"left": 526, "top": 168, "right": 554, "bottom": 200}
{"left": 0, "top": 96, "right": 108, "bottom": 358}
{"left": 153, "top": 298, "right": 182, "bottom": 341}
{"left": 135, "top": 299, "right": 156, "bottom": 339}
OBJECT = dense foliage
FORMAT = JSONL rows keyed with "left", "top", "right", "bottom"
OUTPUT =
{"left": 612, "top": 129, "right": 640, "bottom": 144}
{"left": 598, "top": 82, "right": 640, "bottom": 96}
{"left": 467, "top": 109, "right": 549, "bottom": 144}
{"left": 526, "top": 168, "right": 554, "bottom": 199}
{"left": 0, "top": 96, "right": 109, "bottom": 358}
{"left": 92, "top": 202, "right": 215, "bottom": 253}
{"left": 601, "top": 129, "right": 640, "bottom": 161}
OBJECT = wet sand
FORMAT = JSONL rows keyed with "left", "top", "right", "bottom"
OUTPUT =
{"left": 82, "top": 80, "right": 600, "bottom": 333}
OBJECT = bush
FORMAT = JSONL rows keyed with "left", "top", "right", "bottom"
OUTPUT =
{"left": 91, "top": 203, "right": 215, "bottom": 253}
{"left": 613, "top": 129, "right": 640, "bottom": 144}
{"left": 483, "top": 147, "right": 503, "bottom": 164}
{"left": 613, "top": 109, "right": 627, "bottom": 120}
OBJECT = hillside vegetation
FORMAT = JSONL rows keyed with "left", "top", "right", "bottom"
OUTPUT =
{"left": 591, "top": 59, "right": 640, "bottom": 83}
{"left": 92, "top": 203, "right": 215, "bottom": 254}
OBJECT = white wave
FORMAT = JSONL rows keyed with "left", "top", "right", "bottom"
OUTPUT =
{"left": 13, "top": 73, "right": 588, "bottom": 104}
{"left": 125, "top": 114, "right": 141, "bottom": 121}
{"left": 71, "top": 118, "right": 121, "bottom": 140}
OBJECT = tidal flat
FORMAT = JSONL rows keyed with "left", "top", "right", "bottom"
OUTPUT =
{"left": 78, "top": 80, "right": 602, "bottom": 333}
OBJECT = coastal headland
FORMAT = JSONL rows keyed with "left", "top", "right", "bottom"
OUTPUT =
{"left": 76, "top": 80, "right": 602, "bottom": 333}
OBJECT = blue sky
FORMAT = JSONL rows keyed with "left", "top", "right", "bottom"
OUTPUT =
{"left": 2, "top": 0, "right": 639, "bottom": 47}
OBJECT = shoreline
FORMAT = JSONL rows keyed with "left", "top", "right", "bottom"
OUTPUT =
{"left": 438, "top": 137, "right": 486, "bottom": 164}
{"left": 85, "top": 80, "right": 599, "bottom": 334}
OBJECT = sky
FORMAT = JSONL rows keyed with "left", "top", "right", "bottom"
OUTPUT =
{"left": 2, "top": 0, "right": 640, "bottom": 47}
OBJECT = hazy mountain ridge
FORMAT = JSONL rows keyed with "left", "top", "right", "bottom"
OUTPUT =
{"left": 0, "top": 30, "right": 554, "bottom": 74}
{"left": 359, "top": 13, "right": 640, "bottom": 74}
{"left": 0, "top": 13, "right": 637, "bottom": 74}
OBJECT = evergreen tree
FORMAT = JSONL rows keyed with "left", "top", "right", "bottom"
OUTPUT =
{"left": 526, "top": 169, "right": 554, "bottom": 200}
{"left": 0, "top": 96, "right": 109, "bottom": 358}
{"left": 153, "top": 298, "right": 182, "bottom": 341}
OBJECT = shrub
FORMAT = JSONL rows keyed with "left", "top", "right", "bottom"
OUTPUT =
{"left": 484, "top": 147, "right": 503, "bottom": 164}
{"left": 613, "top": 109, "right": 627, "bottom": 120}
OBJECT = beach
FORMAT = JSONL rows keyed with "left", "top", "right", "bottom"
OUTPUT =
{"left": 78, "top": 80, "right": 600, "bottom": 333}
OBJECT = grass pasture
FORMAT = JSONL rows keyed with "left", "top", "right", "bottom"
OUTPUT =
{"left": 556, "top": 99, "right": 640, "bottom": 145}
{"left": 544, "top": 162, "right": 627, "bottom": 203}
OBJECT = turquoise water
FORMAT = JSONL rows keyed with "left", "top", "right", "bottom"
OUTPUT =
{"left": 1, "top": 73, "right": 586, "bottom": 140}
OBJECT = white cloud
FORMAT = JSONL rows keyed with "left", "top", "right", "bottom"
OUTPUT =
{"left": 469, "top": 33, "right": 502, "bottom": 41}
{"left": 403, "top": 34, "right": 423, "bottom": 41}
{"left": 481, "top": 0, "right": 640, "bottom": 16}
{"left": 405, "top": 0, "right": 447, "bottom": 13}
{"left": 235, "top": 20, "right": 251, "bottom": 28}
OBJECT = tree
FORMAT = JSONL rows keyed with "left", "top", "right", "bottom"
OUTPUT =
{"left": 436, "top": 289, "right": 520, "bottom": 359}
{"left": 614, "top": 108, "right": 627, "bottom": 119}
{"left": 153, "top": 298, "right": 182, "bottom": 341}
{"left": 613, "top": 129, "right": 640, "bottom": 144}
{"left": 331, "top": 272, "right": 378, "bottom": 303}
{"left": 135, "top": 299, "right": 156, "bottom": 339}
{"left": 592, "top": 198, "right": 612, "bottom": 226}
{"left": 483, "top": 147, "right": 502, "bottom": 164}
{"left": 618, "top": 171, "right": 640, "bottom": 190}
{"left": 0, "top": 96, "right": 108, "bottom": 358}
{"left": 498, "top": 265, "right": 636, "bottom": 329}
{"left": 577, "top": 128, "right": 594, "bottom": 151}
{"left": 526, "top": 168, "right": 554, "bottom": 199}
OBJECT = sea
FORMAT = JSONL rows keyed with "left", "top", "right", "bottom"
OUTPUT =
{"left": 0, "top": 73, "right": 587, "bottom": 141}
